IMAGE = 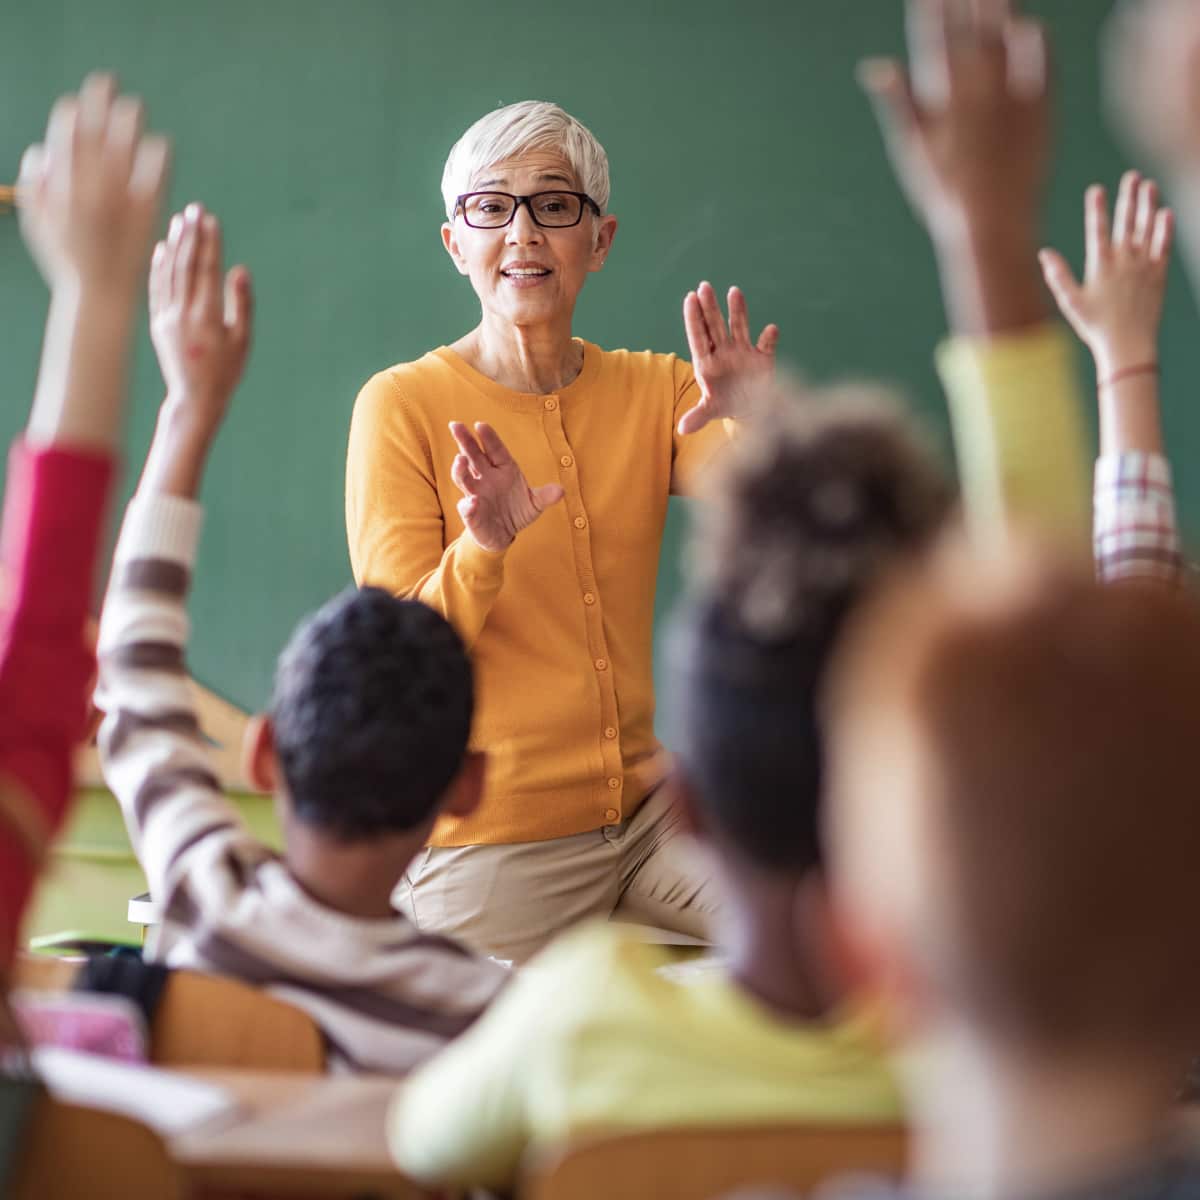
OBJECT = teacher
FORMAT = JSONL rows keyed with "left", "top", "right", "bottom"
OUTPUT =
{"left": 346, "top": 101, "right": 777, "bottom": 962}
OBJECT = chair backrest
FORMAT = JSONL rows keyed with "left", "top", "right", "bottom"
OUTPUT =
{"left": 11, "top": 953, "right": 82, "bottom": 992}
{"left": 11, "top": 1094, "right": 185, "bottom": 1200}
{"left": 522, "top": 1123, "right": 908, "bottom": 1200}
{"left": 150, "top": 969, "right": 325, "bottom": 1071}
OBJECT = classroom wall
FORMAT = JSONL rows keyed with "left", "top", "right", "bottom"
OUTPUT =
{"left": 2, "top": 0, "right": 1196, "bottom": 720}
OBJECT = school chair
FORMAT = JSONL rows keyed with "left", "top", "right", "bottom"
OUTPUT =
{"left": 151, "top": 970, "right": 326, "bottom": 1071}
{"left": 12, "top": 955, "right": 326, "bottom": 1071}
{"left": 11, "top": 952, "right": 83, "bottom": 992}
{"left": 10, "top": 1093, "right": 186, "bottom": 1200}
{"left": 520, "top": 1123, "right": 908, "bottom": 1200}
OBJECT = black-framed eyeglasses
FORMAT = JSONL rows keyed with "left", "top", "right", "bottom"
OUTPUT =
{"left": 455, "top": 190, "right": 601, "bottom": 229}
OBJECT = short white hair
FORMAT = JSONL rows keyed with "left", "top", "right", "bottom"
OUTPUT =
{"left": 440, "top": 101, "right": 611, "bottom": 220}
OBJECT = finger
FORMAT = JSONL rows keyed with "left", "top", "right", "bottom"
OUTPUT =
{"left": 172, "top": 202, "right": 203, "bottom": 306}
{"left": 104, "top": 95, "right": 144, "bottom": 183}
{"left": 451, "top": 454, "right": 480, "bottom": 498}
{"left": 1005, "top": 17, "right": 1049, "bottom": 100}
{"left": 1038, "top": 249, "right": 1084, "bottom": 323}
{"left": 129, "top": 134, "right": 170, "bottom": 202}
{"left": 193, "top": 213, "right": 223, "bottom": 317}
{"left": 448, "top": 421, "right": 489, "bottom": 478}
{"left": 530, "top": 483, "right": 565, "bottom": 512}
{"left": 676, "top": 398, "right": 712, "bottom": 437}
{"left": 696, "top": 281, "right": 728, "bottom": 346}
{"left": 727, "top": 286, "right": 752, "bottom": 347}
{"left": 972, "top": 0, "right": 1010, "bottom": 37}
{"left": 76, "top": 72, "right": 117, "bottom": 143}
{"left": 224, "top": 265, "right": 254, "bottom": 344}
{"left": 756, "top": 323, "right": 780, "bottom": 357}
{"left": 1084, "top": 184, "right": 1111, "bottom": 281}
{"left": 474, "top": 422, "right": 514, "bottom": 468}
{"left": 1150, "top": 207, "right": 1175, "bottom": 264}
{"left": 17, "top": 144, "right": 47, "bottom": 218}
{"left": 1112, "top": 169, "right": 1140, "bottom": 247}
{"left": 164, "top": 212, "right": 184, "bottom": 301}
{"left": 148, "top": 240, "right": 169, "bottom": 315}
{"left": 1132, "top": 177, "right": 1158, "bottom": 248}
{"left": 456, "top": 496, "right": 479, "bottom": 526}
{"left": 683, "top": 291, "right": 714, "bottom": 360}
{"left": 45, "top": 96, "right": 79, "bottom": 194}
{"left": 858, "top": 58, "right": 922, "bottom": 146}
{"left": 907, "top": 0, "right": 952, "bottom": 106}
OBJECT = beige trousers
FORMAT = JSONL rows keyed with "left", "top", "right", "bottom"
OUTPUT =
{"left": 393, "top": 785, "right": 720, "bottom": 963}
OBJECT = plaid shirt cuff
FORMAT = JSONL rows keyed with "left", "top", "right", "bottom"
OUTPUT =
{"left": 1094, "top": 453, "right": 1184, "bottom": 584}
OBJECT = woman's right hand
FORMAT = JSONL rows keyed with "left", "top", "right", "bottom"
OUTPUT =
{"left": 449, "top": 421, "right": 564, "bottom": 552}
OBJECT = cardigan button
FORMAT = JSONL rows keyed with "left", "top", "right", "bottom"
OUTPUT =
{"left": 544, "top": 397, "right": 558, "bottom": 411}
{"left": 607, "top": 778, "right": 621, "bottom": 790}
{"left": 604, "top": 808, "right": 619, "bottom": 823}
{"left": 594, "top": 658, "right": 608, "bottom": 672}
{"left": 583, "top": 592, "right": 596, "bottom": 605}
{"left": 560, "top": 454, "right": 573, "bottom": 468}
{"left": 574, "top": 516, "right": 587, "bottom": 530}
{"left": 604, "top": 726, "right": 617, "bottom": 739}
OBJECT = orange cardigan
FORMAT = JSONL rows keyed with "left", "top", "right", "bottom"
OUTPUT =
{"left": 345, "top": 340, "right": 728, "bottom": 846}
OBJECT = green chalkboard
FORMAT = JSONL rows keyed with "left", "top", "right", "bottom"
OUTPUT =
{"left": 1, "top": 0, "right": 1195, "bottom": 715}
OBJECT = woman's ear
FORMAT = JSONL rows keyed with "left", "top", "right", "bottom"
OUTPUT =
{"left": 242, "top": 714, "right": 278, "bottom": 793}
{"left": 589, "top": 214, "right": 618, "bottom": 271}
{"left": 441, "top": 222, "right": 471, "bottom": 276}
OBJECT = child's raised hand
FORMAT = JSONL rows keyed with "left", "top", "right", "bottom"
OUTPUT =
{"left": 1106, "top": 0, "right": 1200, "bottom": 177}
{"left": 1039, "top": 172, "right": 1173, "bottom": 377}
{"left": 149, "top": 203, "right": 253, "bottom": 430}
{"left": 860, "top": 0, "right": 1050, "bottom": 249}
{"left": 17, "top": 72, "right": 169, "bottom": 297}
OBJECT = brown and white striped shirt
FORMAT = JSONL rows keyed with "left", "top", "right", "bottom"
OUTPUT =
{"left": 95, "top": 493, "right": 508, "bottom": 1073}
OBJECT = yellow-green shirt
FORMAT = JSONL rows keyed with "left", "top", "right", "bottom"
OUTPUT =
{"left": 388, "top": 923, "right": 902, "bottom": 1191}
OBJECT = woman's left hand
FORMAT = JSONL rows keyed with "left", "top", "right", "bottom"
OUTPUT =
{"left": 677, "top": 282, "right": 779, "bottom": 435}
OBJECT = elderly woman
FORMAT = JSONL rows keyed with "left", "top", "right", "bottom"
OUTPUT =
{"left": 346, "top": 102, "right": 777, "bottom": 962}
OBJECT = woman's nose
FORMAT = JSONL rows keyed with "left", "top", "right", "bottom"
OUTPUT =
{"left": 506, "top": 202, "right": 544, "bottom": 245}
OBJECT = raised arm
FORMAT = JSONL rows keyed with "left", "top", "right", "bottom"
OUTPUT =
{"left": 97, "top": 204, "right": 261, "bottom": 913}
{"left": 1040, "top": 172, "right": 1183, "bottom": 582}
{"left": 346, "top": 389, "right": 562, "bottom": 645}
{"left": 1105, "top": 0, "right": 1200, "bottom": 284}
{"left": 0, "top": 73, "right": 167, "bottom": 968}
{"left": 862, "top": 0, "right": 1090, "bottom": 549}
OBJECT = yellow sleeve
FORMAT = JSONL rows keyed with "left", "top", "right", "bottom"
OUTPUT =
{"left": 936, "top": 324, "right": 1091, "bottom": 553}
{"left": 387, "top": 948, "right": 565, "bottom": 1192}
{"left": 345, "top": 371, "right": 506, "bottom": 647}
{"left": 670, "top": 358, "right": 736, "bottom": 496}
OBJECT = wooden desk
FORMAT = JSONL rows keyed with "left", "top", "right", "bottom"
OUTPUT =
{"left": 168, "top": 1069, "right": 433, "bottom": 1198}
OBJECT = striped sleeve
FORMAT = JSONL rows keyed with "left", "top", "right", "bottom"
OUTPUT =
{"left": 95, "top": 493, "right": 262, "bottom": 920}
{"left": 1094, "top": 453, "right": 1185, "bottom": 585}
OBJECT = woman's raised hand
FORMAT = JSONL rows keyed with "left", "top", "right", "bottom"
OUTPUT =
{"left": 449, "top": 421, "right": 565, "bottom": 552}
{"left": 678, "top": 282, "right": 779, "bottom": 435}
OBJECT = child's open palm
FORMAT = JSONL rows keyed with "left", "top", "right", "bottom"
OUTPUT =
{"left": 149, "top": 203, "right": 252, "bottom": 423}
{"left": 1039, "top": 171, "right": 1173, "bottom": 375}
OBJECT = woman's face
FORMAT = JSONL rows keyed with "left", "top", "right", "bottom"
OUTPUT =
{"left": 441, "top": 149, "right": 617, "bottom": 330}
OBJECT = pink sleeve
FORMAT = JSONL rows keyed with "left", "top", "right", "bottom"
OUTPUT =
{"left": 0, "top": 439, "right": 115, "bottom": 965}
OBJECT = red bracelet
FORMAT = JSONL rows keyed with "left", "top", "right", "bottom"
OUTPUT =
{"left": 1099, "top": 362, "right": 1159, "bottom": 389}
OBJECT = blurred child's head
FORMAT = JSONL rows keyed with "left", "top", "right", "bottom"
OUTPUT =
{"left": 828, "top": 544, "right": 1200, "bottom": 1074}
{"left": 666, "top": 385, "right": 951, "bottom": 880}
{"left": 247, "top": 587, "right": 480, "bottom": 847}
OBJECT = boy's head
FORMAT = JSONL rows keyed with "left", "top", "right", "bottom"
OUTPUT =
{"left": 828, "top": 543, "right": 1200, "bottom": 1068}
{"left": 246, "top": 587, "right": 479, "bottom": 841}
{"left": 665, "top": 385, "right": 951, "bottom": 876}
